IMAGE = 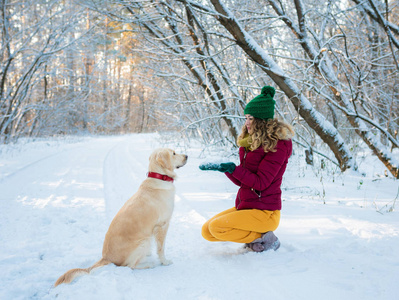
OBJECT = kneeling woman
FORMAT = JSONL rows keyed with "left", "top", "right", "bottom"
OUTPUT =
{"left": 200, "top": 86, "right": 294, "bottom": 252}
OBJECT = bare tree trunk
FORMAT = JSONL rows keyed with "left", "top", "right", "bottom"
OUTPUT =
{"left": 138, "top": 87, "right": 145, "bottom": 133}
{"left": 103, "top": 17, "right": 109, "bottom": 123}
{"left": 82, "top": 8, "right": 93, "bottom": 131}
{"left": 124, "top": 82, "right": 132, "bottom": 132}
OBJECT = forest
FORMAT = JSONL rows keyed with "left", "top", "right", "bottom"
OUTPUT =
{"left": 1, "top": 0, "right": 398, "bottom": 177}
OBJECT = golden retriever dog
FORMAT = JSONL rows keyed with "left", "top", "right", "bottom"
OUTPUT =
{"left": 55, "top": 148, "right": 188, "bottom": 286}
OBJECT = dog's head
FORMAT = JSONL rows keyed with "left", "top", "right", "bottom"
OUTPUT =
{"left": 149, "top": 148, "right": 188, "bottom": 178}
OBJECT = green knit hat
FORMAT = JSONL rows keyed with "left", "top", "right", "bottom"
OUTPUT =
{"left": 244, "top": 86, "right": 276, "bottom": 120}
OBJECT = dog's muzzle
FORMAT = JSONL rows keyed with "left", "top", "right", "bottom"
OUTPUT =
{"left": 177, "top": 155, "right": 188, "bottom": 169}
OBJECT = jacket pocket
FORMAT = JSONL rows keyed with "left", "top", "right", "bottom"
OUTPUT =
{"left": 238, "top": 187, "right": 260, "bottom": 202}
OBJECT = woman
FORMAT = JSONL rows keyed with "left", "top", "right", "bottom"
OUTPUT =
{"left": 200, "top": 86, "right": 294, "bottom": 252}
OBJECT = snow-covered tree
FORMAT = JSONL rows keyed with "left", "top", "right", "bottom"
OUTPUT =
{"left": 93, "top": 0, "right": 398, "bottom": 176}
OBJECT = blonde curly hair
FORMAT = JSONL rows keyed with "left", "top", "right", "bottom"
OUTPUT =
{"left": 238, "top": 118, "right": 294, "bottom": 152}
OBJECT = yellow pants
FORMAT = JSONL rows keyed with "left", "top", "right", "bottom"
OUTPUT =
{"left": 201, "top": 207, "right": 280, "bottom": 244}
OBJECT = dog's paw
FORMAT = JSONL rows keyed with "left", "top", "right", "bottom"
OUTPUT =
{"left": 161, "top": 259, "right": 173, "bottom": 266}
{"left": 134, "top": 261, "right": 157, "bottom": 269}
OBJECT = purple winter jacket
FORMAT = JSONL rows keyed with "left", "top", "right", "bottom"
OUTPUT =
{"left": 225, "top": 139, "right": 292, "bottom": 211}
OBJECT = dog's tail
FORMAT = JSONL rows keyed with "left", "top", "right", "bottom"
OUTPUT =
{"left": 54, "top": 258, "right": 110, "bottom": 287}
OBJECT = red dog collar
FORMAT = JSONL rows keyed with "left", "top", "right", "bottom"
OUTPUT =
{"left": 147, "top": 172, "right": 174, "bottom": 183}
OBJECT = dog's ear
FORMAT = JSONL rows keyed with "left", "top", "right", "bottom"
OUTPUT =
{"left": 156, "top": 150, "right": 172, "bottom": 171}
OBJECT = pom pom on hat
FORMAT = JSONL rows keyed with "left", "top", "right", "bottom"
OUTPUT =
{"left": 244, "top": 86, "right": 276, "bottom": 120}
{"left": 261, "top": 86, "right": 275, "bottom": 97}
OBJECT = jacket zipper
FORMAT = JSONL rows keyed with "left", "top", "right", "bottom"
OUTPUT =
{"left": 237, "top": 150, "right": 248, "bottom": 206}
{"left": 243, "top": 149, "right": 261, "bottom": 199}
{"left": 251, "top": 188, "right": 261, "bottom": 198}
{"left": 243, "top": 150, "right": 248, "bottom": 168}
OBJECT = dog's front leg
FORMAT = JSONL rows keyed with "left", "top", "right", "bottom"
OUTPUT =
{"left": 154, "top": 222, "right": 172, "bottom": 266}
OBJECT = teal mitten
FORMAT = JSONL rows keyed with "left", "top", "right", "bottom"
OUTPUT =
{"left": 218, "top": 162, "right": 236, "bottom": 174}
{"left": 199, "top": 163, "right": 222, "bottom": 171}
{"left": 199, "top": 162, "right": 236, "bottom": 174}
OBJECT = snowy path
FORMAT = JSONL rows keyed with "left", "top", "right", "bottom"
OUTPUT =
{"left": 0, "top": 134, "right": 398, "bottom": 300}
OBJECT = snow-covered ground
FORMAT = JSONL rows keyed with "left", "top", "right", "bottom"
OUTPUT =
{"left": 0, "top": 134, "right": 398, "bottom": 300}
